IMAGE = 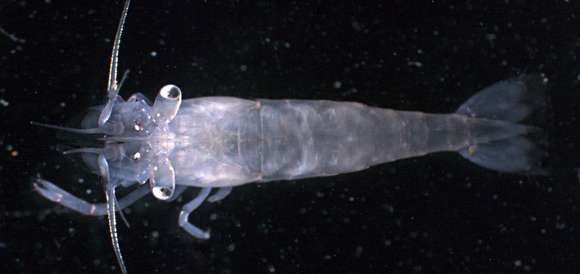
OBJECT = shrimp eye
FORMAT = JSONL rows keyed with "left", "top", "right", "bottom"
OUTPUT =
{"left": 152, "top": 186, "right": 172, "bottom": 200}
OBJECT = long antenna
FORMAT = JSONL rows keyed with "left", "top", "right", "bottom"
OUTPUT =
{"left": 106, "top": 185, "right": 128, "bottom": 274}
{"left": 98, "top": 0, "right": 131, "bottom": 127}
{"left": 107, "top": 0, "right": 131, "bottom": 94}
{"left": 100, "top": 1, "right": 131, "bottom": 273}
{"left": 98, "top": 153, "right": 128, "bottom": 274}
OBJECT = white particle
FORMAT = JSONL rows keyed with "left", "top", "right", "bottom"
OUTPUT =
{"left": 150, "top": 51, "right": 157, "bottom": 57}
{"left": 408, "top": 61, "right": 423, "bottom": 68}
{"left": 227, "top": 243, "right": 236, "bottom": 252}
{"left": 333, "top": 81, "right": 342, "bottom": 89}
{"left": 354, "top": 246, "right": 363, "bottom": 257}
{"left": 240, "top": 65, "right": 248, "bottom": 72}
{"left": 132, "top": 152, "right": 142, "bottom": 160}
{"left": 151, "top": 231, "right": 159, "bottom": 239}
{"left": 284, "top": 42, "right": 291, "bottom": 48}
{"left": 0, "top": 99, "right": 9, "bottom": 107}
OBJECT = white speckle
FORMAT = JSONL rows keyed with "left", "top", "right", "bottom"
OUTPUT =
{"left": 417, "top": 49, "right": 424, "bottom": 54}
{"left": 0, "top": 99, "right": 9, "bottom": 107}
{"left": 333, "top": 81, "right": 342, "bottom": 89}
{"left": 85, "top": 189, "right": 92, "bottom": 195}
{"left": 514, "top": 260, "right": 522, "bottom": 267}
{"left": 240, "top": 64, "right": 248, "bottom": 72}
{"left": 407, "top": 61, "right": 423, "bottom": 68}
{"left": 134, "top": 122, "right": 143, "bottom": 132}
{"left": 132, "top": 152, "right": 141, "bottom": 160}
{"left": 351, "top": 21, "right": 362, "bottom": 32}
{"left": 354, "top": 246, "right": 363, "bottom": 257}
{"left": 227, "top": 243, "right": 236, "bottom": 252}
{"left": 77, "top": 178, "right": 85, "bottom": 183}
{"left": 284, "top": 42, "right": 291, "bottom": 48}
{"left": 60, "top": 102, "right": 66, "bottom": 107}
{"left": 265, "top": 37, "right": 271, "bottom": 43}
{"left": 151, "top": 231, "right": 159, "bottom": 239}
{"left": 150, "top": 51, "right": 157, "bottom": 57}
{"left": 267, "top": 264, "right": 276, "bottom": 273}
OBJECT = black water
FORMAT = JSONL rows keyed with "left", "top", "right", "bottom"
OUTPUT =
{"left": 1, "top": 1, "right": 579, "bottom": 273}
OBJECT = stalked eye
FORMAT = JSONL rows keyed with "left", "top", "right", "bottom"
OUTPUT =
{"left": 152, "top": 84, "right": 182, "bottom": 124}
{"left": 152, "top": 186, "right": 173, "bottom": 200}
{"left": 149, "top": 157, "right": 176, "bottom": 200}
{"left": 159, "top": 84, "right": 181, "bottom": 100}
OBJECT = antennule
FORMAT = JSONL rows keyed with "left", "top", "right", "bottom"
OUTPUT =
{"left": 62, "top": 148, "right": 103, "bottom": 155}
{"left": 30, "top": 121, "right": 102, "bottom": 134}
{"left": 99, "top": 0, "right": 131, "bottom": 127}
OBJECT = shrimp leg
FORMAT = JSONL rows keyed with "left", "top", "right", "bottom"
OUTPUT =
{"left": 178, "top": 187, "right": 211, "bottom": 239}
{"left": 34, "top": 178, "right": 149, "bottom": 216}
{"left": 207, "top": 187, "right": 232, "bottom": 203}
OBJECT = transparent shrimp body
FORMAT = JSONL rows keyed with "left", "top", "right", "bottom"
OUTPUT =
{"left": 34, "top": 1, "right": 548, "bottom": 273}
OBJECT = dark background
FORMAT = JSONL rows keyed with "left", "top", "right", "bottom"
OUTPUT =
{"left": 1, "top": 0, "right": 579, "bottom": 273}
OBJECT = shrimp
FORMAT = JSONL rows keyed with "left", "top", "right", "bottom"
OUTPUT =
{"left": 32, "top": 0, "right": 547, "bottom": 273}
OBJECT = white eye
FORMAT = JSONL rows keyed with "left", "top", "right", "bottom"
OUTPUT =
{"left": 152, "top": 186, "right": 172, "bottom": 200}
{"left": 159, "top": 84, "right": 181, "bottom": 100}
{"left": 149, "top": 158, "right": 176, "bottom": 201}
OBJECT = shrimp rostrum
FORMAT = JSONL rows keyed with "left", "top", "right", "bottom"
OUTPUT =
{"left": 33, "top": 1, "right": 548, "bottom": 273}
